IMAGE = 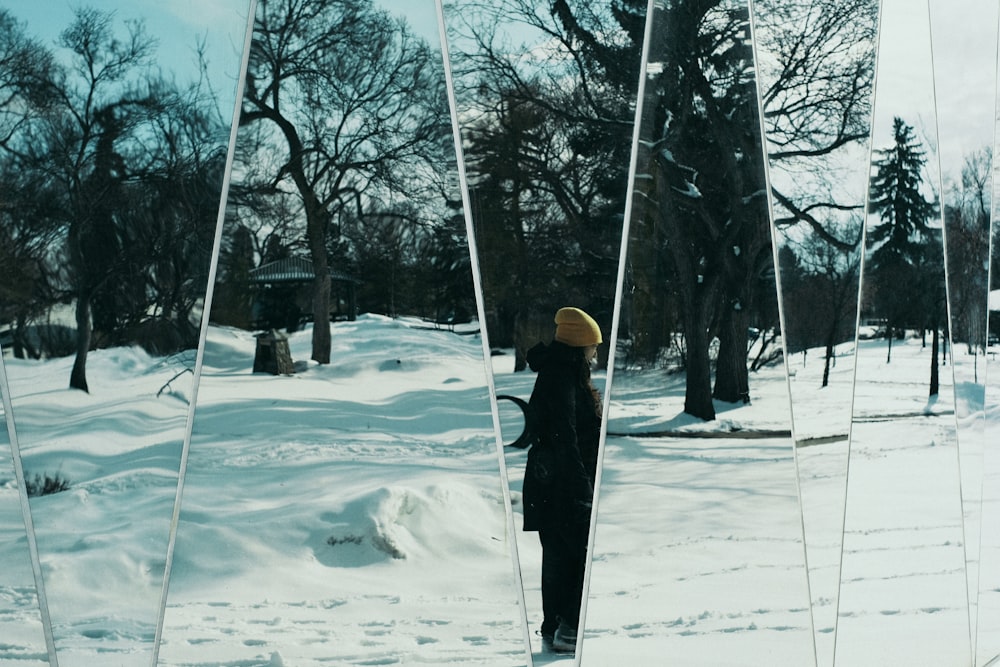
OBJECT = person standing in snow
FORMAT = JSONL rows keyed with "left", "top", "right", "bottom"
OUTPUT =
{"left": 522, "top": 306, "right": 603, "bottom": 653}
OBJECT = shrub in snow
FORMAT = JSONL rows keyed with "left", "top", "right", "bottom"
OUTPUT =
{"left": 24, "top": 471, "right": 71, "bottom": 497}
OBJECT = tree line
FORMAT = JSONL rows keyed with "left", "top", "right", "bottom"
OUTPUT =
{"left": 0, "top": 1, "right": 479, "bottom": 390}
{"left": 446, "top": 0, "right": 647, "bottom": 371}
{"left": 0, "top": 7, "right": 230, "bottom": 391}
{"left": 626, "top": 0, "right": 878, "bottom": 419}
{"left": 3, "top": 0, "right": 980, "bottom": 410}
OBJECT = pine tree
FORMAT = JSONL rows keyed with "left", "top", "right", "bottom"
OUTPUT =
{"left": 865, "top": 117, "right": 942, "bottom": 379}
{"left": 867, "top": 117, "right": 938, "bottom": 270}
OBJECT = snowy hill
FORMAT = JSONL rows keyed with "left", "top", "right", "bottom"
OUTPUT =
{"left": 0, "top": 317, "right": 996, "bottom": 665}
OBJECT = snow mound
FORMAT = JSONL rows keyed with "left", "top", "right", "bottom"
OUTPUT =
{"left": 314, "top": 482, "right": 508, "bottom": 566}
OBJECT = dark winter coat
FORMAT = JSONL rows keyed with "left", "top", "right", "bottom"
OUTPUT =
{"left": 521, "top": 341, "right": 602, "bottom": 532}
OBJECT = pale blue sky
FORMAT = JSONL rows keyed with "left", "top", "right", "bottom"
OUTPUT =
{"left": 4, "top": 0, "right": 252, "bottom": 105}
{"left": 379, "top": 0, "right": 443, "bottom": 46}
{"left": 877, "top": 0, "right": 998, "bottom": 182}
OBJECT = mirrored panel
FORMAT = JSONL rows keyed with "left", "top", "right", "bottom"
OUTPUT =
{"left": 982, "top": 299, "right": 1000, "bottom": 665}
{"left": 835, "top": 1, "right": 970, "bottom": 662}
{"left": 156, "top": 1, "right": 527, "bottom": 664}
{"left": 928, "top": 1, "right": 998, "bottom": 663}
{"left": 442, "top": 0, "right": 645, "bottom": 658}
{"left": 0, "top": 0, "right": 251, "bottom": 662}
{"left": 750, "top": 1, "right": 878, "bottom": 663}
{"left": 0, "top": 351, "right": 49, "bottom": 664}
{"left": 582, "top": 1, "right": 813, "bottom": 663}
{"left": 979, "top": 25, "right": 1000, "bottom": 662}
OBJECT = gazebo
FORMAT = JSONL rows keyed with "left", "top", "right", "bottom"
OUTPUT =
{"left": 249, "top": 257, "right": 359, "bottom": 328}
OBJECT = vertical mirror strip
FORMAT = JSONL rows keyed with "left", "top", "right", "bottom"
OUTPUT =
{"left": 928, "top": 2, "right": 999, "bottom": 662}
{"left": 836, "top": 0, "right": 970, "bottom": 662}
{"left": 978, "top": 8, "right": 1000, "bottom": 662}
{"left": 0, "top": 350, "right": 54, "bottom": 663}
{"left": 156, "top": 0, "right": 525, "bottom": 663}
{"left": 582, "top": 1, "right": 812, "bottom": 663}
{"left": 442, "top": 0, "right": 644, "bottom": 660}
{"left": 434, "top": 0, "right": 534, "bottom": 661}
{"left": 0, "top": 2, "right": 254, "bottom": 663}
{"left": 749, "top": 1, "right": 879, "bottom": 664}
{"left": 577, "top": 1, "right": 657, "bottom": 662}
{"left": 151, "top": 2, "right": 258, "bottom": 663}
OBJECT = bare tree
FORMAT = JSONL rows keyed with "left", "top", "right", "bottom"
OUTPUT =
{"left": 944, "top": 147, "right": 991, "bottom": 361}
{"left": 448, "top": 0, "right": 645, "bottom": 369}
{"left": 240, "top": 0, "right": 446, "bottom": 363}
{"left": 1, "top": 8, "right": 234, "bottom": 390}
{"left": 755, "top": 0, "right": 878, "bottom": 250}
{"left": 628, "top": 0, "right": 877, "bottom": 419}
{"left": 28, "top": 9, "right": 163, "bottom": 391}
{"left": 779, "top": 225, "right": 861, "bottom": 387}
{"left": 0, "top": 9, "right": 55, "bottom": 150}
{"left": 0, "top": 10, "right": 62, "bottom": 357}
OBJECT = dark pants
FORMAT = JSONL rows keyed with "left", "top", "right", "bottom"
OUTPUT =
{"left": 539, "top": 521, "right": 588, "bottom": 634}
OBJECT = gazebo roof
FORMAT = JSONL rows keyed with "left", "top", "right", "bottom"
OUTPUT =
{"left": 249, "top": 257, "right": 359, "bottom": 284}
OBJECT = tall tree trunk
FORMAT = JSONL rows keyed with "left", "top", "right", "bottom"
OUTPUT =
{"left": 628, "top": 211, "right": 668, "bottom": 366}
{"left": 821, "top": 314, "right": 840, "bottom": 388}
{"left": 683, "top": 308, "right": 715, "bottom": 420}
{"left": 822, "top": 340, "right": 834, "bottom": 389}
{"left": 70, "top": 293, "right": 92, "bottom": 392}
{"left": 929, "top": 325, "right": 939, "bottom": 396}
{"left": 513, "top": 308, "right": 529, "bottom": 373}
{"left": 307, "top": 213, "right": 331, "bottom": 364}
{"left": 713, "top": 303, "right": 750, "bottom": 403}
{"left": 13, "top": 314, "right": 26, "bottom": 359}
{"left": 300, "top": 252, "right": 333, "bottom": 363}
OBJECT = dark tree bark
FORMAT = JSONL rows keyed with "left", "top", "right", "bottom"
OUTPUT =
{"left": 636, "top": 1, "right": 770, "bottom": 418}
{"left": 930, "top": 325, "right": 939, "bottom": 397}
{"left": 683, "top": 304, "right": 716, "bottom": 421}
{"left": 69, "top": 294, "right": 91, "bottom": 392}
{"left": 241, "top": 0, "right": 443, "bottom": 363}
{"left": 714, "top": 303, "right": 752, "bottom": 404}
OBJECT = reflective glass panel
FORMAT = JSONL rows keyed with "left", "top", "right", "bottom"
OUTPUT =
{"left": 582, "top": 1, "right": 813, "bottom": 663}
{"left": 442, "top": 0, "right": 645, "bottom": 659}
{"left": 836, "top": 1, "right": 970, "bottom": 663}
{"left": 0, "top": 1, "right": 251, "bottom": 663}
{"left": 750, "top": 1, "right": 878, "bottom": 663}
{"left": 155, "top": 1, "right": 526, "bottom": 664}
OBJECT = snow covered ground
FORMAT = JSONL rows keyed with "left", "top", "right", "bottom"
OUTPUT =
{"left": 1, "top": 341, "right": 197, "bottom": 666}
{"left": 0, "top": 319, "right": 997, "bottom": 665}
{"left": 156, "top": 316, "right": 527, "bottom": 666}
{"left": 0, "top": 396, "right": 47, "bottom": 666}
{"left": 836, "top": 336, "right": 969, "bottom": 667}
{"left": 580, "top": 340, "right": 813, "bottom": 666}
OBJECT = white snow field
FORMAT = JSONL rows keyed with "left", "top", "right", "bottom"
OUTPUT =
{"left": 1, "top": 317, "right": 998, "bottom": 665}
{"left": 0, "top": 393, "right": 48, "bottom": 665}
{"left": 2, "top": 341, "right": 199, "bottom": 666}
{"left": 580, "top": 339, "right": 814, "bottom": 666}
{"left": 836, "top": 337, "right": 969, "bottom": 667}
{"left": 155, "top": 316, "right": 526, "bottom": 666}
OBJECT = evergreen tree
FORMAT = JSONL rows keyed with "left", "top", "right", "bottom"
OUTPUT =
{"left": 868, "top": 117, "right": 938, "bottom": 268}
{"left": 865, "top": 117, "right": 942, "bottom": 378}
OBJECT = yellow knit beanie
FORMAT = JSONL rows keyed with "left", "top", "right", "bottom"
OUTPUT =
{"left": 554, "top": 307, "right": 602, "bottom": 347}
